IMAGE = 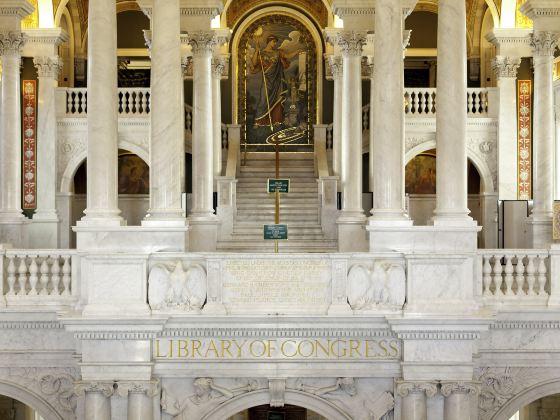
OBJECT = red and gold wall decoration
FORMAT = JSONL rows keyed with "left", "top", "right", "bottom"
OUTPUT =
{"left": 22, "top": 80, "right": 37, "bottom": 210}
{"left": 517, "top": 80, "right": 532, "bottom": 200}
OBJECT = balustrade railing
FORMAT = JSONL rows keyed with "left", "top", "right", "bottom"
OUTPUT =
{"left": 61, "top": 87, "right": 151, "bottom": 117}
{"left": 2, "top": 250, "right": 78, "bottom": 307}
{"left": 479, "top": 250, "right": 550, "bottom": 305}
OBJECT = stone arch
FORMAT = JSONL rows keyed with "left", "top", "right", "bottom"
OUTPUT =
{"left": 59, "top": 145, "right": 149, "bottom": 193}
{"left": 0, "top": 380, "right": 64, "bottom": 420}
{"left": 491, "top": 380, "right": 560, "bottom": 420}
{"left": 405, "top": 141, "right": 495, "bottom": 193}
{"left": 201, "top": 389, "right": 352, "bottom": 420}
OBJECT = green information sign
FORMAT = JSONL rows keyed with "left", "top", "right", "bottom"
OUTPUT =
{"left": 264, "top": 224, "right": 288, "bottom": 240}
{"left": 267, "top": 179, "right": 290, "bottom": 193}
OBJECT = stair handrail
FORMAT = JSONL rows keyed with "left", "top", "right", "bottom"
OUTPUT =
{"left": 314, "top": 125, "right": 338, "bottom": 240}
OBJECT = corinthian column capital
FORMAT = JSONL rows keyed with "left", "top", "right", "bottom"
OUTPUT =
{"left": 34, "top": 56, "right": 63, "bottom": 78}
{"left": 492, "top": 56, "right": 521, "bottom": 78}
{"left": 211, "top": 55, "right": 229, "bottom": 79}
{"left": 530, "top": 31, "right": 559, "bottom": 57}
{"left": 396, "top": 381, "right": 438, "bottom": 398}
{"left": 0, "top": 31, "right": 25, "bottom": 57}
{"left": 188, "top": 30, "right": 230, "bottom": 57}
{"left": 326, "top": 30, "right": 367, "bottom": 57}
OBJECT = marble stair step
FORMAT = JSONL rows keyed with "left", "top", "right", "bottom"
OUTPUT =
{"left": 216, "top": 240, "right": 338, "bottom": 253}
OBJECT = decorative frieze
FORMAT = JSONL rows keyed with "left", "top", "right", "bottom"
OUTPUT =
{"left": 492, "top": 56, "right": 521, "bottom": 79}
{"left": 530, "top": 31, "right": 559, "bottom": 57}
{"left": 0, "top": 31, "right": 25, "bottom": 56}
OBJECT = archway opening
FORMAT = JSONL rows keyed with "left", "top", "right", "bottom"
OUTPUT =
{"left": 227, "top": 404, "right": 327, "bottom": 420}
{"left": 508, "top": 393, "right": 560, "bottom": 419}
{"left": 0, "top": 394, "right": 45, "bottom": 420}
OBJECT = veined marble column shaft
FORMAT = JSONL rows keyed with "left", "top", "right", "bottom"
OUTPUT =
{"left": 34, "top": 56, "right": 62, "bottom": 222}
{"left": 332, "top": 31, "right": 366, "bottom": 221}
{"left": 80, "top": 0, "right": 122, "bottom": 225}
{"left": 531, "top": 31, "right": 558, "bottom": 221}
{"left": 189, "top": 32, "right": 218, "bottom": 220}
{"left": 144, "top": 0, "right": 184, "bottom": 223}
{"left": 0, "top": 32, "right": 26, "bottom": 221}
{"left": 370, "top": 0, "right": 409, "bottom": 222}
{"left": 433, "top": 0, "right": 472, "bottom": 224}
{"left": 212, "top": 56, "right": 226, "bottom": 181}
{"left": 328, "top": 55, "right": 343, "bottom": 179}
{"left": 441, "top": 382, "right": 478, "bottom": 420}
{"left": 493, "top": 56, "right": 521, "bottom": 200}
{"left": 397, "top": 382, "right": 437, "bottom": 420}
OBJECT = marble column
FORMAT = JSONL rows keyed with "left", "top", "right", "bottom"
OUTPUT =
{"left": 143, "top": 0, "right": 185, "bottom": 225}
{"left": 212, "top": 56, "right": 227, "bottom": 181}
{"left": 492, "top": 56, "right": 521, "bottom": 200}
{"left": 75, "top": 382, "right": 113, "bottom": 420}
{"left": 528, "top": 31, "right": 559, "bottom": 246}
{"left": 433, "top": 0, "right": 473, "bottom": 225}
{"left": 117, "top": 381, "right": 158, "bottom": 420}
{"left": 328, "top": 31, "right": 367, "bottom": 251}
{"left": 327, "top": 55, "right": 343, "bottom": 179}
{"left": 441, "top": 382, "right": 479, "bottom": 420}
{"left": 397, "top": 381, "right": 437, "bottom": 420}
{"left": 370, "top": 0, "right": 409, "bottom": 223}
{"left": 79, "top": 0, "right": 123, "bottom": 225}
{"left": 33, "top": 56, "right": 62, "bottom": 246}
{"left": 0, "top": 33, "right": 25, "bottom": 217}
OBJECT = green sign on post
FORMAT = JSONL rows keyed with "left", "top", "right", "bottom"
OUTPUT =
{"left": 264, "top": 224, "right": 288, "bottom": 240}
{"left": 267, "top": 179, "right": 290, "bottom": 193}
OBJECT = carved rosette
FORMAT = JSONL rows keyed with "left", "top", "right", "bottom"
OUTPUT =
{"left": 211, "top": 56, "right": 228, "bottom": 79}
{"left": 116, "top": 381, "right": 160, "bottom": 398}
{"left": 440, "top": 382, "right": 480, "bottom": 397}
{"left": 34, "top": 56, "right": 63, "bottom": 79}
{"left": 492, "top": 56, "right": 521, "bottom": 79}
{"left": 396, "top": 381, "right": 438, "bottom": 398}
{"left": 326, "top": 55, "right": 343, "bottom": 80}
{"left": 327, "top": 31, "right": 367, "bottom": 57}
{"left": 74, "top": 382, "right": 115, "bottom": 398}
{"left": 530, "top": 31, "right": 559, "bottom": 57}
{"left": 0, "top": 31, "right": 25, "bottom": 57}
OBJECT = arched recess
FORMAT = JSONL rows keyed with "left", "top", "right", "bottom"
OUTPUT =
{"left": 480, "top": 7, "right": 497, "bottom": 87}
{"left": 201, "top": 389, "right": 352, "bottom": 420}
{"left": 230, "top": 6, "right": 325, "bottom": 125}
{"left": 405, "top": 141, "right": 495, "bottom": 193}
{"left": 0, "top": 381, "right": 64, "bottom": 420}
{"left": 59, "top": 8, "right": 75, "bottom": 86}
{"left": 59, "top": 142, "right": 149, "bottom": 193}
{"left": 492, "top": 380, "right": 560, "bottom": 420}
{"left": 500, "top": 0, "right": 518, "bottom": 28}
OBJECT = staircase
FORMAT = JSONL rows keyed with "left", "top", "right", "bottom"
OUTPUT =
{"left": 217, "top": 153, "right": 338, "bottom": 253}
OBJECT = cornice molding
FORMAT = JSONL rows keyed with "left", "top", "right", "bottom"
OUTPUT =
{"left": 75, "top": 331, "right": 159, "bottom": 340}
{"left": 395, "top": 331, "right": 481, "bottom": 340}
{"left": 162, "top": 327, "right": 395, "bottom": 338}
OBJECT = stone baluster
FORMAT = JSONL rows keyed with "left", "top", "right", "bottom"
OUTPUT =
{"left": 527, "top": 31, "right": 559, "bottom": 247}
{"left": 75, "top": 382, "right": 114, "bottom": 420}
{"left": 370, "top": 0, "right": 410, "bottom": 224}
{"left": 143, "top": 0, "right": 185, "bottom": 225}
{"left": 327, "top": 55, "right": 343, "bottom": 179}
{"left": 212, "top": 56, "right": 228, "bottom": 181}
{"left": 327, "top": 31, "right": 367, "bottom": 251}
{"left": 79, "top": 0, "right": 123, "bottom": 226}
{"left": 441, "top": 382, "right": 479, "bottom": 420}
{"left": 117, "top": 381, "right": 159, "bottom": 420}
{"left": 397, "top": 381, "right": 438, "bottom": 420}
{"left": 432, "top": 0, "right": 474, "bottom": 225}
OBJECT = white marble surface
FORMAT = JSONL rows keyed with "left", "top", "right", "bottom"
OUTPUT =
{"left": 80, "top": 0, "right": 123, "bottom": 226}
{"left": 433, "top": 0, "right": 472, "bottom": 225}
{"left": 144, "top": 0, "right": 185, "bottom": 224}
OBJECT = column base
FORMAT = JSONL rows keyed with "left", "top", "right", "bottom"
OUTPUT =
{"left": 527, "top": 216, "right": 553, "bottom": 249}
{"left": 337, "top": 213, "right": 367, "bottom": 252}
{"left": 188, "top": 216, "right": 219, "bottom": 252}
{"left": 78, "top": 209, "right": 125, "bottom": 227}
{"left": 0, "top": 218, "right": 29, "bottom": 248}
{"left": 143, "top": 208, "right": 186, "bottom": 227}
